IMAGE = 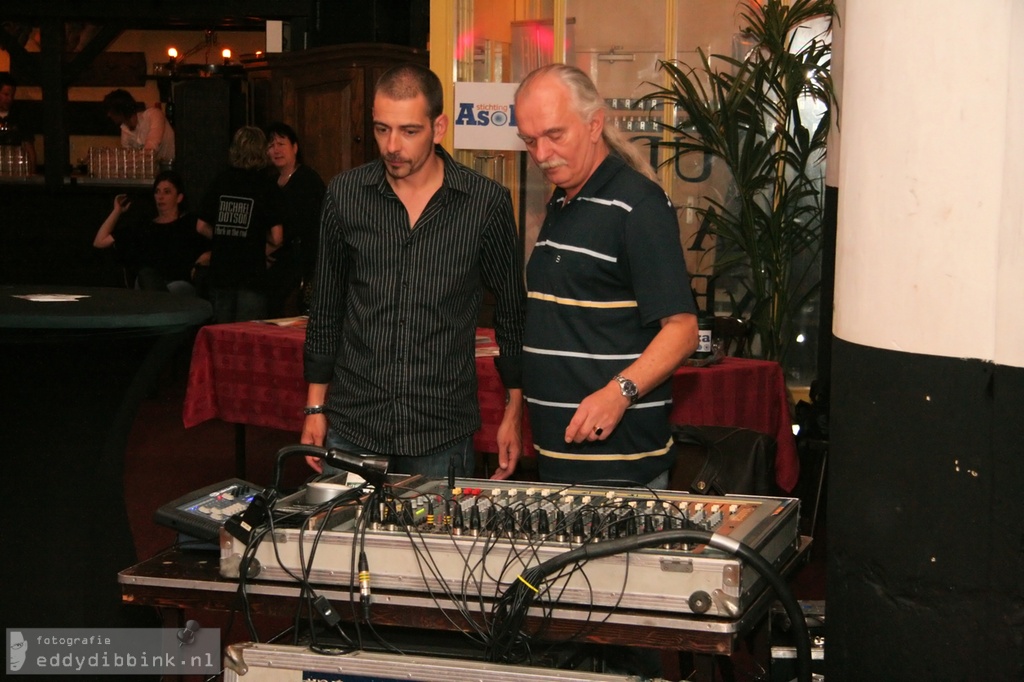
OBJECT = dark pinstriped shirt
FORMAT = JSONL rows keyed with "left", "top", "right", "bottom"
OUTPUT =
{"left": 304, "top": 146, "right": 525, "bottom": 456}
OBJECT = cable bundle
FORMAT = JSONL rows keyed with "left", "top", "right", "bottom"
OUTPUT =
{"left": 223, "top": 448, "right": 813, "bottom": 682}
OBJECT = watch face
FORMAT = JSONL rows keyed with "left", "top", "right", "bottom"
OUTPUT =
{"left": 617, "top": 375, "right": 638, "bottom": 399}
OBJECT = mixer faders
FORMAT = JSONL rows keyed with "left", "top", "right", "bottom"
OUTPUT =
{"left": 221, "top": 477, "right": 800, "bottom": 618}
{"left": 359, "top": 485, "right": 751, "bottom": 547}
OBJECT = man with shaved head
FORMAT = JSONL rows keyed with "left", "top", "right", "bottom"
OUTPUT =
{"left": 303, "top": 64, "right": 526, "bottom": 481}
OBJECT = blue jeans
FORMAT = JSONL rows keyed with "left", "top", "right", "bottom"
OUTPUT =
{"left": 166, "top": 280, "right": 197, "bottom": 296}
{"left": 646, "top": 470, "right": 669, "bottom": 490}
{"left": 134, "top": 267, "right": 195, "bottom": 296}
{"left": 323, "top": 429, "right": 474, "bottom": 479}
{"left": 211, "top": 287, "right": 267, "bottom": 323}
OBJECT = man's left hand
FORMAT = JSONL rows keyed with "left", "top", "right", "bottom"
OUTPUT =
{"left": 491, "top": 388, "right": 524, "bottom": 479}
{"left": 490, "top": 424, "right": 521, "bottom": 480}
{"left": 487, "top": 438, "right": 520, "bottom": 481}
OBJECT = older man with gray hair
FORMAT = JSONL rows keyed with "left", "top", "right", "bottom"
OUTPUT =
{"left": 514, "top": 63, "right": 699, "bottom": 489}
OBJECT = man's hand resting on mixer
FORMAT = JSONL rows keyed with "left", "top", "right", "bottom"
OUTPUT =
{"left": 302, "top": 414, "right": 327, "bottom": 473}
{"left": 303, "top": 383, "right": 329, "bottom": 472}
{"left": 490, "top": 388, "right": 523, "bottom": 480}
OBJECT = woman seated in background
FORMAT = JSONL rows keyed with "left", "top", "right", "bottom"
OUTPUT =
{"left": 264, "top": 121, "right": 326, "bottom": 316}
{"left": 93, "top": 170, "right": 208, "bottom": 295}
{"left": 197, "top": 126, "right": 284, "bottom": 323}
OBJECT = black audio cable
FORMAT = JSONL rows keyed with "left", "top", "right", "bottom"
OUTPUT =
{"left": 353, "top": 487, "right": 409, "bottom": 655}
{"left": 294, "top": 492, "right": 363, "bottom": 651}
{"left": 346, "top": 486, "right": 374, "bottom": 645}
{"left": 358, "top": 550, "right": 371, "bottom": 621}
{"left": 242, "top": 442, "right": 377, "bottom": 651}
{"left": 388, "top": 493, "right": 494, "bottom": 646}
{"left": 234, "top": 501, "right": 319, "bottom": 640}
{"left": 484, "top": 539, "right": 611, "bottom": 663}
{"left": 234, "top": 486, "right": 360, "bottom": 649}
{"left": 235, "top": 522, "right": 278, "bottom": 640}
{"left": 489, "top": 528, "right": 813, "bottom": 682}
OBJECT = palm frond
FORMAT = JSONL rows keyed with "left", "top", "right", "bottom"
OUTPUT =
{"left": 644, "top": 0, "right": 837, "bottom": 362}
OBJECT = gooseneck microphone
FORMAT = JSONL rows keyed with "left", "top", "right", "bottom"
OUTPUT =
{"left": 324, "top": 448, "right": 389, "bottom": 486}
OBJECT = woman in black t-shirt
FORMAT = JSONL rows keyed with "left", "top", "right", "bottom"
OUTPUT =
{"left": 92, "top": 170, "right": 209, "bottom": 294}
{"left": 264, "top": 122, "right": 327, "bottom": 316}
{"left": 196, "top": 126, "right": 285, "bottom": 323}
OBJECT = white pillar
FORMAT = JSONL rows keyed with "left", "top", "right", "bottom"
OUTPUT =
{"left": 827, "top": 1, "right": 1024, "bottom": 678}
{"left": 834, "top": 0, "right": 1024, "bottom": 366}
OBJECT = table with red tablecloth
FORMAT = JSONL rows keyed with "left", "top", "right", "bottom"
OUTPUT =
{"left": 184, "top": 321, "right": 799, "bottom": 492}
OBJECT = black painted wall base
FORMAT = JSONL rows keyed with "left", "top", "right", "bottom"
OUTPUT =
{"left": 827, "top": 338, "right": 1024, "bottom": 680}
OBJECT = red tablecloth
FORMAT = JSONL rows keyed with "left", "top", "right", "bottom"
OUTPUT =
{"left": 184, "top": 322, "right": 798, "bottom": 492}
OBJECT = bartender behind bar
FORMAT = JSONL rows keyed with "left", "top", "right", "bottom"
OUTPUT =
{"left": 0, "top": 72, "right": 37, "bottom": 174}
{"left": 102, "top": 87, "right": 176, "bottom": 165}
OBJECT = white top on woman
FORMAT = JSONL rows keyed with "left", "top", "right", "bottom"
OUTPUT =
{"left": 120, "top": 106, "right": 175, "bottom": 162}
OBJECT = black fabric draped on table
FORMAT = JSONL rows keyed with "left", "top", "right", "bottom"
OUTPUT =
{"left": 0, "top": 286, "right": 210, "bottom": 635}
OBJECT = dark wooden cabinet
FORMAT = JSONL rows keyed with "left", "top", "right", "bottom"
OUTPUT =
{"left": 173, "top": 77, "right": 247, "bottom": 212}
{"left": 262, "top": 43, "right": 427, "bottom": 182}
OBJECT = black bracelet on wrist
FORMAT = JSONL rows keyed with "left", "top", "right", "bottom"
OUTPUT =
{"left": 303, "top": 404, "right": 325, "bottom": 415}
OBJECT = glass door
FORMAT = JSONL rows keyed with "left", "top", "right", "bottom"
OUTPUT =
{"left": 432, "top": 0, "right": 826, "bottom": 380}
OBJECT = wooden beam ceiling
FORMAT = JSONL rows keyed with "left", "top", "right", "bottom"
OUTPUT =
{"left": 1, "top": 1, "right": 310, "bottom": 30}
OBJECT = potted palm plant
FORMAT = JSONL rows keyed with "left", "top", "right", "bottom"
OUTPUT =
{"left": 644, "top": 0, "right": 838, "bottom": 364}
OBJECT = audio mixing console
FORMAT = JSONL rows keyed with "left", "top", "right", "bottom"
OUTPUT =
{"left": 220, "top": 476, "right": 799, "bottom": 618}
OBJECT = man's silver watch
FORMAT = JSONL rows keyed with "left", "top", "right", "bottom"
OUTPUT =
{"left": 614, "top": 374, "right": 639, "bottom": 404}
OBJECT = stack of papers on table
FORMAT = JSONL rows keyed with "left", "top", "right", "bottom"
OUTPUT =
{"left": 256, "top": 316, "right": 308, "bottom": 328}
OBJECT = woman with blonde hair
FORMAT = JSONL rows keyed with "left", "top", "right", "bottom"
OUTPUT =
{"left": 197, "top": 126, "right": 285, "bottom": 322}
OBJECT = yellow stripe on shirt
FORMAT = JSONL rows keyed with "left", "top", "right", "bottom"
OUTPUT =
{"left": 535, "top": 437, "right": 673, "bottom": 462}
{"left": 528, "top": 291, "right": 637, "bottom": 309}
